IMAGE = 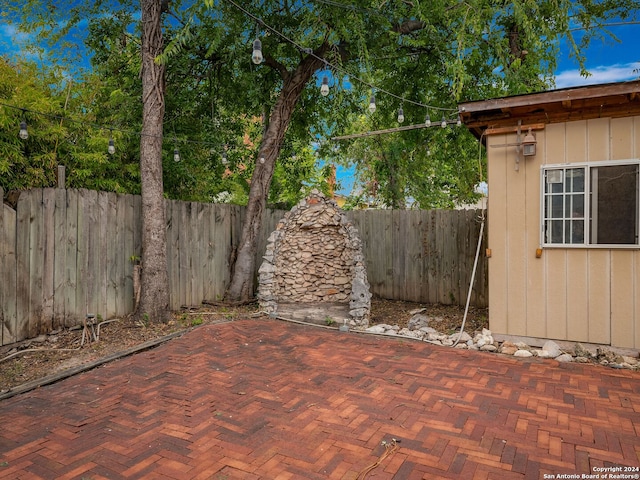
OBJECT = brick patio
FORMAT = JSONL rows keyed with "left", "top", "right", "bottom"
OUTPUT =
{"left": 1, "top": 318, "right": 639, "bottom": 479}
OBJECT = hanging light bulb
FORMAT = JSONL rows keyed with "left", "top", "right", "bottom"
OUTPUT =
{"left": 425, "top": 114, "right": 431, "bottom": 127}
{"left": 397, "top": 106, "right": 405, "bottom": 124}
{"left": 108, "top": 138, "right": 115, "bottom": 155}
{"left": 441, "top": 115, "right": 447, "bottom": 128}
{"left": 252, "top": 38, "right": 263, "bottom": 65}
{"left": 173, "top": 147, "right": 180, "bottom": 162}
{"left": 457, "top": 114, "right": 462, "bottom": 126}
{"left": 320, "top": 74, "right": 329, "bottom": 96}
{"left": 19, "top": 120, "right": 28, "bottom": 140}
{"left": 368, "top": 94, "right": 376, "bottom": 113}
{"left": 259, "top": 156, "right": 265, "bottom": 164}
{"left": 221, "top": 150, "right": 228, "bottom": 165}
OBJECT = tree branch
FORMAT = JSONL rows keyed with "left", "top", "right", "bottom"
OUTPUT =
{"left": 393, "top": 19, "right": 425, "bottom": 34}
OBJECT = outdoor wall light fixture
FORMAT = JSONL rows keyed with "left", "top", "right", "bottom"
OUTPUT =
{"left": 251, "top": 38, "right": 263, "bottom": 65}
{"left": 489, "top": 121, "right": 539, "bottom": 171}
{"left": 522, "top": 128, "right": 537, "bottom": 157}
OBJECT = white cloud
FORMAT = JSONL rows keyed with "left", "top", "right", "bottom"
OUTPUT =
{"left": 554, "top": 62, "right": 640, "bottom": 89}
{"left": 0, "top": 24, "right": 29, "bottom": 44}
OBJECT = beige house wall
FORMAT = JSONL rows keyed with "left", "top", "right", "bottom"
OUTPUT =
{"left": 487, "top": 115, "right": 640, "bottom": 349}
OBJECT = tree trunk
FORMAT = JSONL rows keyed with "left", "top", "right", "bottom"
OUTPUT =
{"left": 225, "top": 52, "right": 325, "bottom": 302}
{"left": 135, "top": 0, "right": 171, "bottom": 323}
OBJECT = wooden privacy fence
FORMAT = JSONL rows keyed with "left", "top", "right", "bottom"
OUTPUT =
{"left": 346, "top": 209, "right": 487, "bottom": 308}
{"left": 0, "top": 187, "right": 487, "bottom": 346}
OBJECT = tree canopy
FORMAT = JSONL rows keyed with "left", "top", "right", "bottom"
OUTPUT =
{"left": 4, "top": 0, "right": 639, "bottom": 208}
{"left": 4, "top": 0, "right": 640, "bottom": 303}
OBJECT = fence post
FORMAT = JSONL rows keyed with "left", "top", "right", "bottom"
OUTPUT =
{"left": 57, "top": 165, "right": 66, "bottom": 189}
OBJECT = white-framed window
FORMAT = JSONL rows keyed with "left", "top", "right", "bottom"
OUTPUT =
{"left": 541, "top": 160, "right": 640, "bottom": 247}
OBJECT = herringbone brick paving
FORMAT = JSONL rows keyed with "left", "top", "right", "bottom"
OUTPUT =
{"left": 1, "top": 318, "right": 639, "bottom": 479}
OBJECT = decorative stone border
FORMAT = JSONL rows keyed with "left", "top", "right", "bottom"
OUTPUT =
{"left": 365, "top": 313, "right": 640, "bottom": 370}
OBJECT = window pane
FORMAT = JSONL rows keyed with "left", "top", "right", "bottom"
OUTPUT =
{"left": 550, "top": 220, "right": 563, "bottom": 243}
{"left": 573, "top": 194, "right": 584, "bottom": 218}
{"left": 590, "top": 164, "right": 638, "bottom": 244}
{"left": 566, "top": 194, "right": 584, "bottom": 218}
{"left": 567, "top": 168, "right": 585, "bottom": 193}
{"left": 570, "top": 220, "right": 584, "bottom": 243}
{"left": 550, "top": 182, "right": 564, "bottom": 194}
{"left": 551, "top": 195, "right": 563, "bottom": 218}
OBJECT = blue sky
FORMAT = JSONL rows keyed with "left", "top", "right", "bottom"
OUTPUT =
{"left": 554, "top": 23, "right": 640, "bottom": 88}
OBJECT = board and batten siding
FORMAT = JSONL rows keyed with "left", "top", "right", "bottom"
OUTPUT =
{"left": 487, "top": 115, "right": 640, "bottom": 349}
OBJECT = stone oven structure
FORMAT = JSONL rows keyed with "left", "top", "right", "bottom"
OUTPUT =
{"left": 257, "top": 190, "right": 371, "bottom": 328}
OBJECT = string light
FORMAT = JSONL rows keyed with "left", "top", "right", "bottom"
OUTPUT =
{"left": 397, "top": 106, "right": 405, "bottom": 124}
{"left": 252, "top": 38, "right": 263, "bottom": 64}
{"left": 107, "top": 129, "right": 115, "bottom": 154}
{"left": 222, "top": 150, "right": 229, "bottom": 165}
{"left": 259, "top": 156, "right": 265, "bottom": 164}
{"left": 424, "top": 114, "right": 431, "bottom": 127}
{"left": 19, "top": 119, "right": 28, "bottom": 140}
{"left": 172, "top": 136, "right": 181, "bottom": 162}
{"left": 320, "top": 74, "right": 330, "bottom": 96}
{"left": 456, "top": 114, "right": 462, "bottom": 126}
{"left": 368, "top": 94, "right": 376, "bottom": 113}
{"left": 441, "top": 115, "right": 447, "bottom": 128}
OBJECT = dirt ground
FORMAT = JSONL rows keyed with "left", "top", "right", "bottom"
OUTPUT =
{"left": 0, "top": 298, "right": 488, "bottom": 392}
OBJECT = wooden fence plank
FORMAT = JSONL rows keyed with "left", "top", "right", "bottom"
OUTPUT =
{"left": 64, "top": 190, "right": 79, "bottom": 327}
{"left": 425, "top": 210, "right": 437, "bottom": 303}
{"left": 0, "top": 187, "right": 3, "bottom": 345}
{"left": 122, "top": 194, "right": 136, "bottom": 313}
{"left": 96, "top": 192, "right": 109, "bottom": 320}
{"left": 406, "top": 210, "right": 423, "bottom": 302}
{"left": 42, "top": 188, "right": 56, "bottom": 331}
{"left": 86, "top": 189, "right": 100, "bottom": 317}
{"left": 75, "top": 189, "right": 89, "bottom": 320}
{"left": 27, "top": 190, "right": 44, "bottom": 338}
{"left": 200, "top": 203, "right": 214, "bottom": 303}
{"left": 2, "top": 200, "right": 18, "bottom": 344}
{"left": 191, "top": 202, "right": 204, "bottom": 306}
{"left": 210, "top": 204, "right": 232, "bottom": 301}
{"left": 53, "top": 189, "right": 67, "bottom": 329}
{"left": 0, "top": 186, "right": 5, "bottom": 345}
{"left": 106, "top": 192, "right": 119, "bottom": 319}
{"left": 165, "top": 199, "right": 178, "bottom": 310}
{"left": 14, "top": 191, "right": 30, "bottom": 340}
{"left": 3, "top": 200, "right": 17, "bottom": 344}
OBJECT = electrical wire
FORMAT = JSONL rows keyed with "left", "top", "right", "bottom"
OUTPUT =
{"left": 355, "top": 438, "right": 399, "bottom": 479}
